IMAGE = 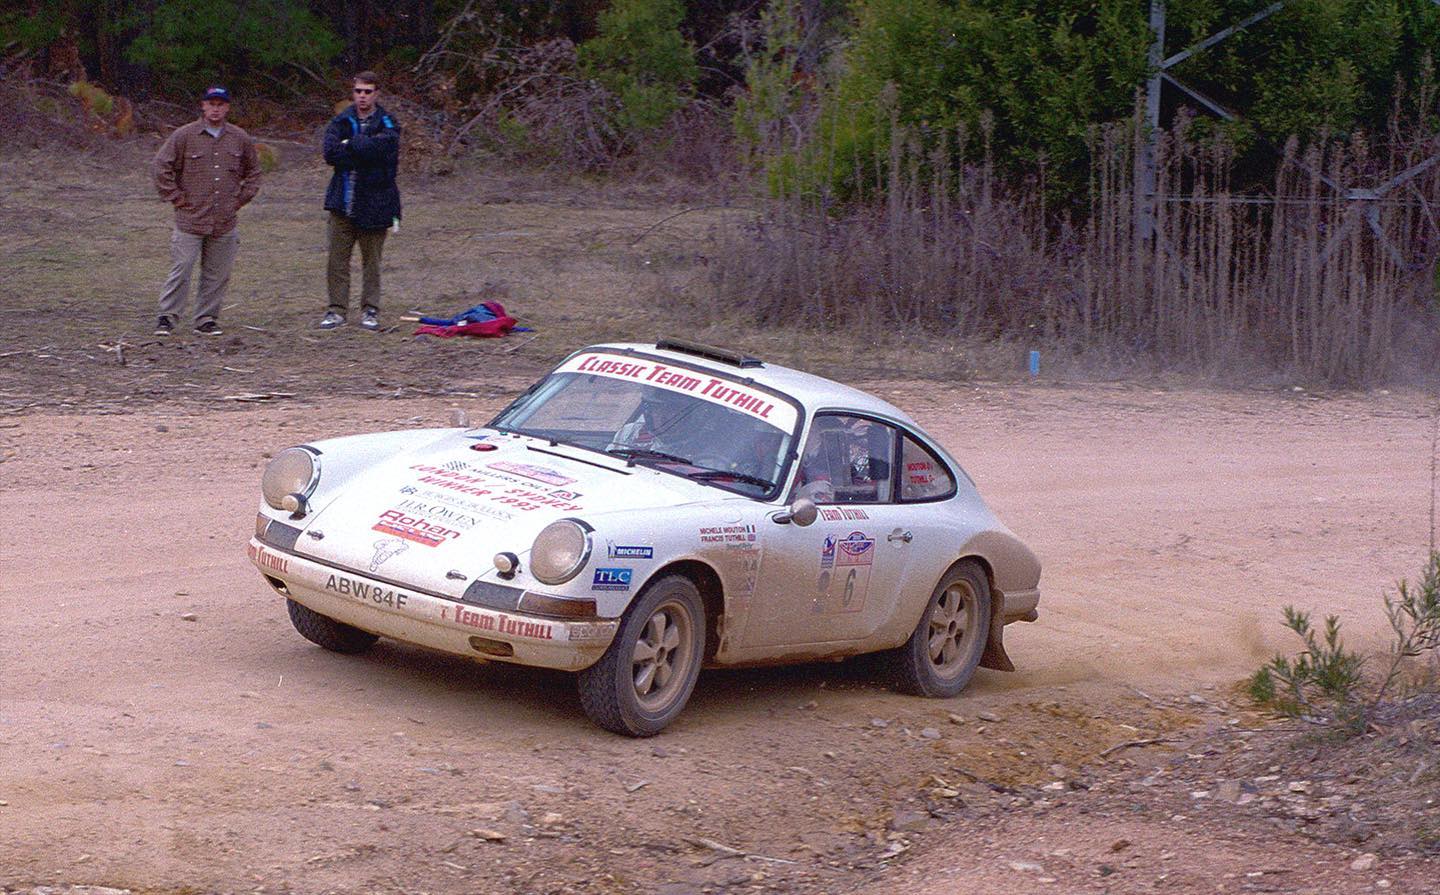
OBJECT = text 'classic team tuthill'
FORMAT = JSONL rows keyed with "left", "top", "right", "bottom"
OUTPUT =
{"left": 150, "top": 72, "right": 402, "bottom": 337}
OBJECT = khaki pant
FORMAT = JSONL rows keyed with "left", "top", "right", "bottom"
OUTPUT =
{"left": 326, "top": 212, "right": 387, "bottom": 313}
{"left": 157, "top": 228, "right": 238, "bottom": 325}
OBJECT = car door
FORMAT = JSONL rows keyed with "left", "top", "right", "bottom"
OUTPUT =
{"left": 881, "top": 430, "right": 967, "bottom": 633}
{"left": 741, "top": 413, "right": 916, "bottom": 647}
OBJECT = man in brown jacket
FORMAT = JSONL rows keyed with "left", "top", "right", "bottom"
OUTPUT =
{"left": 152, "top": 85, "right": 261, "bottom": 336}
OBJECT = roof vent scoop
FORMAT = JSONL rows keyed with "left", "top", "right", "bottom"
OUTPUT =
{"left": 655, "top": 337, "right": 764, "bottom": 369}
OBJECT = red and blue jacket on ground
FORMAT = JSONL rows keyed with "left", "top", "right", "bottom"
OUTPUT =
{"left": 413, "top": 301, "right": 523, "bottom": 338}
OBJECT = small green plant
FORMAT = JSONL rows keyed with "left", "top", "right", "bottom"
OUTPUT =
{"left": 1248, "top": 607, "right": 1365, "bottom": 728}
{"left": 1249, "top": 551, "right": 1440, "bottom": 732}
{"left": 68, "top": 80, "right": 114, "bottom": 118}
{"left": 1375, "top": 550, "right": 1440, "bottom": 702}
{"left": 254, "top": 143, "right": 279, "bottom": 173}
{"left": 493, "top": 112, "right": 533, "bottom": 152}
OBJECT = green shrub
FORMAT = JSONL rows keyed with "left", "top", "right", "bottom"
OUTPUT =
{"left": 1250, "top": 551, "right": 1440, "bottom": 733}
{"left": 776, "top": 1, "right": 1440, "bottom": 204}
{"left": 786, "top": 0, "right": 1149, "bottom": 202}
{"left": 123, "top": 0, "right": 341, "bottom": 96}
{"left": 577, "top": 0, "right": 698, "bottom": 138}
{"left": 493, "top": 112, "right": 533, "bottom": 152}
{"left": 1248, "top": 607, "right": 1365, "bottom": 730}
{"left": 0, "top": 5, "right": 63, "bottom": 51}
{"left": 254, "top": 142, "right": 279, "bottom": 173}
{"left": 732, "top": 0, "right": 806, "bottom": 163}
{"left": 1375, "top": 550, "right": 1440, "bottom": 702}
{"left": 68, "top": 80, "right": 114, "bottom": 118}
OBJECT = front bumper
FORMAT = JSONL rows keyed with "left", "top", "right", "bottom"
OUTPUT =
{"left": 248, "top": 538, "right": 618, "bottom": 671}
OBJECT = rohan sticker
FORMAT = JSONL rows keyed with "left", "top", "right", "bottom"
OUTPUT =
{"left": 372, "top": 509, "right": 461, "bottom": 547}
{"left": 555, "top": 352, "right": 798, "bottom": 431}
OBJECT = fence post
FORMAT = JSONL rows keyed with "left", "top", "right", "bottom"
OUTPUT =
{"left": 1134, "top": 0, "right": 1165, "bottom": 244}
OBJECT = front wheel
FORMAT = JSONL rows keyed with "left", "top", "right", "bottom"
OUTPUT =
{"left": 890, "top": 560, "right": 991, "bottom": 697}
{"left": 286, "top": 598, "right": 379, "bottom": 654}
{"left": 578, "top": 575, "right": 705, "bottom": 736}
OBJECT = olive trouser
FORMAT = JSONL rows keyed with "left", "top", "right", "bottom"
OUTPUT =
{"left": 326, "top": 212, "right": 388, "bottom": 314}
{"left": 157, "top": 227, "right": 239, "bottom": 326}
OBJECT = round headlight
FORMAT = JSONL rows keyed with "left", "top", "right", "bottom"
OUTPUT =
{"left": 530, "top": 520, "right": 591, "bottom": 585}
{"left": 262, "top": 447, "right": 319, "bottom": 510}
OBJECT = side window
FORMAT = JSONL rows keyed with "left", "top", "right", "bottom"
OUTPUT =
{"left": 899, "top": 435, "right": 955, "bottom": 502}
{"left": 794, "top": 415, "right": 896, "bottom": 504}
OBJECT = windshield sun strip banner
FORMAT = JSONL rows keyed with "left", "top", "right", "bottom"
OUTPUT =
{"left": 555, "top": 352, "right": 799, "bottom": 432}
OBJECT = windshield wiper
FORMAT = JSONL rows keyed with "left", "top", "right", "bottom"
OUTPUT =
{"left": 606, "top": 446, "right": 694, "bottom": 466}
{"left": 687, "top": 469, "right": 775, "bottom": 489}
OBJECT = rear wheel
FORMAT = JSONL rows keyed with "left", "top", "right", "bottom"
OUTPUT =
{"left": 578, "top": 575, "right": 704, "bottom": 736}
{"left": 286, "top": 598, "right": 379, "bottom": 654}
{"left": 891, "top": 560, "right": 991, "bottom": 697}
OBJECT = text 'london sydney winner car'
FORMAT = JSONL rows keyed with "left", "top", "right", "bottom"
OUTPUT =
{"left": 249, "top": 339, "right": 1041, "bottom": 735}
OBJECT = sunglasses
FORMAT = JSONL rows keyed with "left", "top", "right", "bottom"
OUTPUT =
{"left": 353, "top": 87, "right": 376, "bottom": 94}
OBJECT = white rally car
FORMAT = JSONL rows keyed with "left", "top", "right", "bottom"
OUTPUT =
{"left": 249, "top": 339, "right": 1040, "bottom": 736}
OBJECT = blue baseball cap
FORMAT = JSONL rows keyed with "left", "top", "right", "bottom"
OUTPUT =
{"left": 202, "top": 86, "right": 231, "bottom": 102}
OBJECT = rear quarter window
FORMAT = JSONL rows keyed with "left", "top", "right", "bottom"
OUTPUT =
{"left": 899, "top": 435, "right": 955, "bottom": 502}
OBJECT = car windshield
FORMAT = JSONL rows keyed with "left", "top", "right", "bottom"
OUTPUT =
{"left": 491, "top": 352, "right": 798, "bottom": 498}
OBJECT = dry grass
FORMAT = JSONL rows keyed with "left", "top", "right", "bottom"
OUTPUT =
{"left": 703, "top": 121, "right": 1440, "bottom": 387}
{"left": 0, "top": 136, "right": 983, "bottom": 415}
{"left": 8, "top": 94, "right": 1434, "bottom": 416}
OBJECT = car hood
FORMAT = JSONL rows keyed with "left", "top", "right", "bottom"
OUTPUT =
{"left": 292, "top": 430, "right": 716, "bottom": 595}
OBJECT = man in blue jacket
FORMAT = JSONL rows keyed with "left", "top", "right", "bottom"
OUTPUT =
{"left": 319, "top": 71, "right": 401, "bottom": 331}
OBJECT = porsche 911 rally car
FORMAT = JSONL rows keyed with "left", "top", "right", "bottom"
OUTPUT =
{"left": 249, "top": 338, "right": 1040, "bottom": 735}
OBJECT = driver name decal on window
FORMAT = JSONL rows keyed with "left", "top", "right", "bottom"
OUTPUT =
{"left": 556, "top": 353, "right": 798, "bottom": 431}
{"left": 906, "top": 460, "right": 935, "bottom": 485}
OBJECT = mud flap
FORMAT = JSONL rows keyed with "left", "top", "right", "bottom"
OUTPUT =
{"left": 979, "top": 614, "right": 1014, "bottom": 672}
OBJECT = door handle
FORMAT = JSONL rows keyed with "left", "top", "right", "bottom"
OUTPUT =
{"left": 888, "top": 529, "right": 913, "bottom": 544}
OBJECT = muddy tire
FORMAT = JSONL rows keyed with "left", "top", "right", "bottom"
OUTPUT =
{"left": 286, "top": 598, "right": 379, "bottom": 654}
{"left": 578, "top": 575, "right": 704, "bottom": 737}
{"left": 891, "top": 560, "right": 991, "bottom": 697}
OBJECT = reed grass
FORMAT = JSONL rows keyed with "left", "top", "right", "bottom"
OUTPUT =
{"left": 709, "top": 116, "right": 1440, "bottom": 385}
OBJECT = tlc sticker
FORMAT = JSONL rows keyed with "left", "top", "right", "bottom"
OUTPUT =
{"left": 592, "top": 567, "right": 633, "bottom": 591}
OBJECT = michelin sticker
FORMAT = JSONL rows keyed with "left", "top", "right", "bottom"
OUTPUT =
{"left": 607, "top": 542, "right": 654, "bottom": 559}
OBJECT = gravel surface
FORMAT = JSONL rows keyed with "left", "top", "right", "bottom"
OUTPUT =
{"left": 3, "top": 382, "right": 1438, "bottom": 893}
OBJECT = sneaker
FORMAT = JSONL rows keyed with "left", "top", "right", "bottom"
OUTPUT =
{"left": 359, "top": 308, "right": 380, "bottom": 331}
{"left": 194, "top": 320, "right": 223, "bottom": 336}
{"left": 155, "top": 316, "right": 174, "bottom": 337}
{"left": 319, "top": 310, "right": 346, "bottom": 330}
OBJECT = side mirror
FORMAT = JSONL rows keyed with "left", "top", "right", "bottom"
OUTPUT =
{"left": 773, "top": 497, "right": 818, "bottom": 527}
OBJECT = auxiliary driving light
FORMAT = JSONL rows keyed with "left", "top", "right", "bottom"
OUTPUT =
{"left": 493, "top": 551, "right": 520, "bottom": 579}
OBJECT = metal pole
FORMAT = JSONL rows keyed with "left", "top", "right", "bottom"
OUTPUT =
{"left": 1136, "top": 0, "right": 1165, "bottom": 242}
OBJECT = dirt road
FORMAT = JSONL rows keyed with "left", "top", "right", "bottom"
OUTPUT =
{"left": 2, "top": 382, "right": 1436, "bottom": 894}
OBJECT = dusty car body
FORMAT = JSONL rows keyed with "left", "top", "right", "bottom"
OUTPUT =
{"left": 249, "top": 339, "right": 1040, "bottom": 735}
